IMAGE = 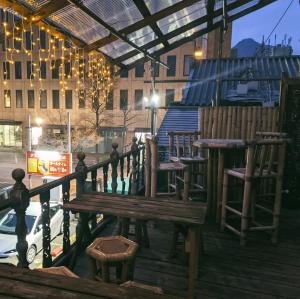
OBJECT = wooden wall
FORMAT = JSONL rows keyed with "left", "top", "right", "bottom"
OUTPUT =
{"left": 199, "top": 106, "right": 279, "bottom": 140}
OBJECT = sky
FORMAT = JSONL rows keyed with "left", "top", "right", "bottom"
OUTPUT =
{"left": 232, "top": 0, "right": 300, "bottom": 54}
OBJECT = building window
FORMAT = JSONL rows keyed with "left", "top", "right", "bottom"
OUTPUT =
{"left": 134, "top": 89, "right": 143, "bottom": 110}
{"left": 64, "top": 62, "right": 72, "bottom": 79}
{"left": 15, "top": 61, "right": 22, "bottom": 79}
{"left": 120, "top": 90, "right": 128, "bottom": 110}
{"left": 25, "top": 31, "right": 31, "bottom": 50}
{"left": 183, "top": 55, "right": 194, "bottom": 76}
{"left": 13, "top": 16, "right": 22, "bottom": 50}
{"left": 165, "top": 89, "right": 175, "bottom": 107}
{"left": 3, "top": 61, "right": 10, "bottom": 80}
{"left": 27, "top": 61, "right": 34, "bottom": 79}
{"left": 78, "top": 90, "right": 85, "bottom": 108}
{"left": 52, "top": 90, "right": 60, "bottom": 109}
{"left": 16, "top": 90, "right": 23, "bottom": 108}
{"left": 135, "top": 62, "right": 144, "bottom": 77}
{"left": 106, "top": 91, "right": 113, "bottom": 110}
{"left": 65, "top": 90, "right": 72, "bottom": 109}
{"left": 167, "top": 55, "right": 176, "bottom": 77}
{"left": 39, "top": 30, "right": 46, "bottom": 49}
{"left": 4, "top": 90, "right": 11, "bottom": 108}
{"left": 40, "top": 90, "right": 47, "bottom": 109}
{"left": 151, "top": 60, "right": 159, "bottom": 77}
{"left": 28, "top": 90, "right": 34, "bottom": 108}
{"left": 40, "top": 61, "right": 46, "bottom": 79}
{"left": 120, "top": 68, "right": 128, "bottom": 78}
{"left": 51, "top": 60, "right": 60, "bottom": 79}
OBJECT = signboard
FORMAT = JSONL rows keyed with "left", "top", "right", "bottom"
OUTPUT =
{"left": 27, "top": 151, "right": 72, "bottom": 177}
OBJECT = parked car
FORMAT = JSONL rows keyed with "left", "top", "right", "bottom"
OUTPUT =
{"left": 0, "top": 201, "right": 63, "bottom": 264}
{"left": 0, "top": 183, "right": 13, "bottom": 203}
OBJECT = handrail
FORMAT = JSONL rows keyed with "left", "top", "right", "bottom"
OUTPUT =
{"left": 4, "top": 137, "right": 146, "bottom": 269}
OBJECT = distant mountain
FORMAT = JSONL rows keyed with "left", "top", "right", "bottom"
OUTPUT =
{"left": 233, "top": 38, "right": 262, "bottom": 57}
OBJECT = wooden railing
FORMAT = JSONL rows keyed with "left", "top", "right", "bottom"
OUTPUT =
{"left": 2, "top": 137, "right": 145, "bottom": 269}
{"left": 199, "top": 106, "right": 279, "bottom": 140}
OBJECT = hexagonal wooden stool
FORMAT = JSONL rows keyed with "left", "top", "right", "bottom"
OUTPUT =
{"left": 86, "top": 236, "right": 138, "bottom": 283}
{"left": 37, "top": 266, "right": 78, "bottom": 278}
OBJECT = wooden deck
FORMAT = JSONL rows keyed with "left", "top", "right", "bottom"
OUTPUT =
{"left": 74, "top": 208, "right": 300, "bottom": 299}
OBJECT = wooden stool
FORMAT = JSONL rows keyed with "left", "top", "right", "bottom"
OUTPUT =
{"left": 86, "top": 236, "right": 138, "bottom": 283}
{"left": 37, "top": 266, "right": 78, "bottom": 278}
{"left": 121, "top": 280, "right": 163, "bottom": 294}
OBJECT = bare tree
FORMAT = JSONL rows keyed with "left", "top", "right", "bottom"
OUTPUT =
{"left": 119, "top": 107, "right": 137, "bottom": 152}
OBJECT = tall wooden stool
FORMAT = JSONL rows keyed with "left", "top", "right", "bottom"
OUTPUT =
{"left": 86, "top": 236, "right": 138, "bottom": 283}
{"left": 221, "top": 138, "right": 289, "bottom": 245}
{"left": 37, "top": 266, "right": 78, "bottom": 278}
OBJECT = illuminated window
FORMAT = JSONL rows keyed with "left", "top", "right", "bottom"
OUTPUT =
{"left": 4, "top": 90, "right": 11, "bottom": 108}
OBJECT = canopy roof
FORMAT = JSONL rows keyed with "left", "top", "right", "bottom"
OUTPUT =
{"left": 1, "top": 0, "right": 277, "bottom": 69}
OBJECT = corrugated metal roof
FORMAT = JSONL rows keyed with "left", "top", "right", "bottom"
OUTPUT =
{"left": 157, "top": 108, "right": 198, "bottom": 148}
{"left": 182, "top": 56, "right": 300, "bottom": 106}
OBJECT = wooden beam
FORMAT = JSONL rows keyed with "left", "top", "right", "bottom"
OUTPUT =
{"left": 133, "top": 0, "right": 169, "bottom": 48}
{"left": 84, "top": 0, "right": 199, "bottom": 52}
{"left": 207, "top": 0, "right": 215, "bottom": 29}
{"left": 125, "top": 0, "right": 276, "bottom": 70}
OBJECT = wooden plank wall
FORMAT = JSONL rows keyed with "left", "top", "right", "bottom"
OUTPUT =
{"left": 199, "top": 106, "right": 279, "bottom": 140}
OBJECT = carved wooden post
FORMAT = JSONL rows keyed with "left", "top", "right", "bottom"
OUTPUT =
{"left": 141, "top": 144, "right": 145, "bottom": 188}
{"left": 103, "top": 164, "right": 108, "bottom": 193}
{"left": 120, "top": 157, "right": 125, "bottom": 195}
{"left": 62, "top": 180, "right": 71, "bottom": 254}
{"left": 90, "top": 169, "right": 98, "bottom": 229}
{"left": 145, "top": 137, "right": 151, "bottom": 197}
{"left": 75, "top": 152, "right": 87, "bottom": 196}
{"left": 110, "top": 142, "right": 119, "bottom": 194}
{"left": 131, "top": 136, "right": 138, "bottom": 195}
{"left": 10, "top": 169, "right": 30, "bottom": 268}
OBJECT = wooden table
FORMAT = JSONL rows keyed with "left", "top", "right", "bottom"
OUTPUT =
{"left": 64, "top": 192, "right": 207, "bottom": 299}
{"left": 0, "top": 263, "right": 179, "bottom": 299}
{"left": 193, "top": 139, "right": 246, "bottom": 221}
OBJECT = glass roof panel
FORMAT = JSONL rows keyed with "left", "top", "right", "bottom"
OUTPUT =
{"left": 144, "top": 0, "right": 181, "bottom": 14}
{"left": 48, "top": 4, "right": 109, "bottom": 44}
{"left": 214, "top": 0, "right": 237, "bottom": 10}
{"left": 99, "top": 40, "right": 136, "bottom": 59}
{"left": 82, "top": 0, "right": 143, "bottom": 31}
{"left": 227, "top": 0, "right": 260, "bottom": 16}
{"left": 148, "top": 43, "right": 164, "bottom": 54}
{"left": 17, "top": 0, "right": 50, "bottom": 11}
{"left": 168, "top": 23, "right": 207, "bottom": 44}
{"left": 123, "top": 53, "right": 144, "bottom": 65}
{"left": 127, "top": 26, "right": 157, "bottom": 47}
{"left": 157, "top": 2, "right": 207, "bottom": 35}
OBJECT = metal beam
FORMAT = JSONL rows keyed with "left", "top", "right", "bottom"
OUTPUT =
{"left": 125, "top": 0, "right": 276, "bottom": 70}
{"left": 84, "top": 0, "right": 199, "bottom": 52}
{"left": 133, "top": 0, "right": 169, "bottom": 48}
{"left": 206, "top": 0, "right": 215, "bottom": 29}
{"left": 115, "top": 0, "right": 256, "bottom": 63}
{"left": 68, "top": 0, "right": 168, "bottom": 69}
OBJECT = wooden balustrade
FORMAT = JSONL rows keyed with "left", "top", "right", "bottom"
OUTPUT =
{"left": 5, "top": 141, "right": 145, "bottom": 269}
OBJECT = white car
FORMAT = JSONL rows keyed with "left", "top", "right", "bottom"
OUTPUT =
{"left": 0, "top": 201, "right": 63, "bottom": 264}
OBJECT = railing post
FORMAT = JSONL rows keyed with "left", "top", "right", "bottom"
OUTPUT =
{"left": 131, "top": 136, "right": 138, "bottom": 195}
{"left": 110, "top": 142, "right": 119, "bottom": 194}
{"left": 62, "top": 181, "right": 71, "bottom": 254}
{"left": 75, "top": 152, "right": 87, "bottom": 196}
{"left": 141, "top": 144, "right": 145, "bottom": 188}
{"left": 120, "top": 157, "right": 125, "bottom": 195}
{"left": 9, "top": 169, "right": 30, "bottom": 268}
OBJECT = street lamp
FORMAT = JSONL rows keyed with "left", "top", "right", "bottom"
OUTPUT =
{"left": 35, "top": 117, "right": 43, "bottom": 126}
{"left": 194, "top": 36, "right": 208, "bottom": 60}
{"left": 144, "top": 92, "right": 160, "bottom": 135}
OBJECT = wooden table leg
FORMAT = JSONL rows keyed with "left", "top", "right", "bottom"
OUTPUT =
{"left": 216, "top": 149, "right": 225, "bottom": 223}
{"left": 187, "top": 226, "right": 200, "bottom": 299}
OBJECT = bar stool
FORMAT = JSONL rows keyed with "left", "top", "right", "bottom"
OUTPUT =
{"left": 37, "top": 266, "right": 78, "bottom": 278}
{"left": 86, "top": 236, "right": 138, "bottom": 283}
{"left": 221, "top": 138, "right": 289, "bottom": 245}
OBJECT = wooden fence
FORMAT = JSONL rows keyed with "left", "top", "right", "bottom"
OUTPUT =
{"left": 199, "top": 106, "right": 279, "bottom": 140}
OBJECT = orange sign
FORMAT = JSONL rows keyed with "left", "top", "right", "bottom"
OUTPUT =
{"left": 27, "top": 151, "right": 72, "bottom": 177}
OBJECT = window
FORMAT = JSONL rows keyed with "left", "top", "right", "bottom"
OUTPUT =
{"left": 13, "top": 17, "right": 22, "bottom": 50}
{"left": 120, "top": 68, "right": 128, "bottom": 78}
{"left": 39, "top": 30, "right": 46, "bottom": 49}
{"left": 106, "top": 91, "right": 113, "bottom": 110}
{"left": 16, "top": 90, "right": 23, "bottom": 108}
{"left": 3, "top": 61, "right": 10, "bottom": 80}
{"left": 40, "top": 61, "right": 46, "bottom": 79}
{"left": 28, "top": 90, "right": 34, "bottom": 108}
{"left": 78, "top": 90, "right": 85, "bottom": 108}
{"left": 151, "top": 61, "right": 159, "bottom": 77}
{"left": 64, "top": 62, "right": 71, "bottom": 79}
{"left": 27, "top": 61, "right": 34, "bottom": 79}
{"left": 4, "top": 90, "right": 11, "bottom": 108}
{"left": 183, "top": 55, "right": 194, "bottom": 76}
{"left": 120, "top": 90, "right": 128, "bottom": 110}
{"left": 135, "top": 62, "right": 144, "bottom": 77}
{"left": 65, "top": 90, "right": 72, "bottom": 109}
{"left": 15, "top": 61, "right": 22, "bottom": 79}
{"left": 52, "top": 90, "right": 60, "bottom": 109}
{"left": 165, "top": 89, "right": 175, "bottom": 107}
{"left": 51, "top": 60, "right": 60, "bottom": 79}
{"left": 25, "top": 31, "right": 31, "bottom": 50}
{"left": 40, "top": 90, "right": 47, "bottom": 109}
{"left": 167, "top": 55, "right": 176, "bottom": 77}
{"left": 134, "top": 89, "right": 143, "bottom": 110}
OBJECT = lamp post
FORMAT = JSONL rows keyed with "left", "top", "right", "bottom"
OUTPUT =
{"left": 144, "top": 93, "right": 159, "bottom": 136}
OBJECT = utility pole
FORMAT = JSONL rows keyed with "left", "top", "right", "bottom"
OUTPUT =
{"left": 28, "top": 114, "right": 32, "bottom": 189}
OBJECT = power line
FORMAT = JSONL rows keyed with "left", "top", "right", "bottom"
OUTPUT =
{"left": 266, "top": 0, "right": 294, "bottom": 43}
